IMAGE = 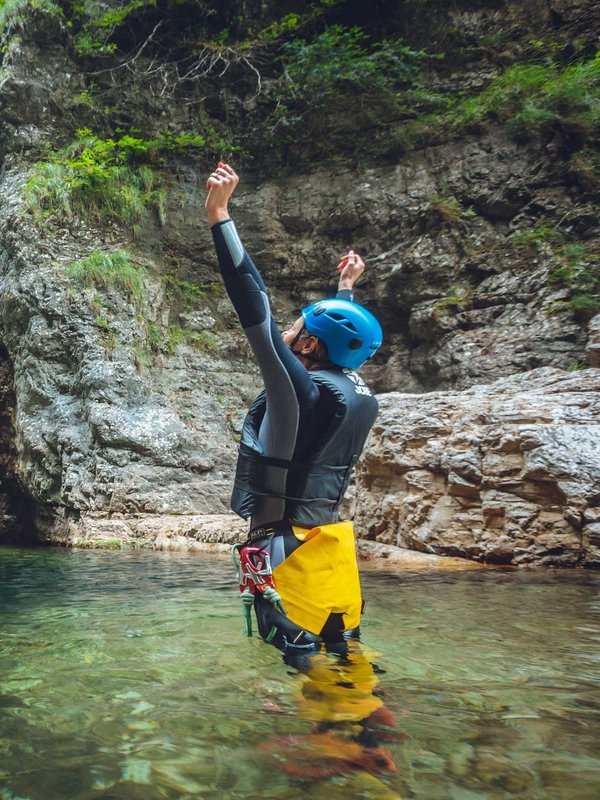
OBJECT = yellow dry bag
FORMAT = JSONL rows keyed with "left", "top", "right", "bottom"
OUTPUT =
{"left": 273, "top": 520, "right": 362, "bottom": 636}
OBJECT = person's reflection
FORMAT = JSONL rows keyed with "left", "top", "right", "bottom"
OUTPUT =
{"left": 259, "top": 638, "right": 403, "bottom": 783}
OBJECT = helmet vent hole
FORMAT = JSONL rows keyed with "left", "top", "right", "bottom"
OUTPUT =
{"left": 349, "top": 338, "right": 363, "bottom": 350}
{"left": 328, "top": 312, "right": 358, "bottom": 332}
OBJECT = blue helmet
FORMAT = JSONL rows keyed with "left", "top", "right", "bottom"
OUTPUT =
{"left": 301, "top": 298, "right": 383, "bottom": 369}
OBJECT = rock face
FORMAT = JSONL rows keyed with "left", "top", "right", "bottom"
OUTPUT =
{"left": 0, "top": 347, "right": 34, "bottom": 542}
{"left": 0, "top": 201, "right": 261, "bottom": 538}
{"left": 0, "top": 1, "right": 598, "bottom": 562}
{"left": 235, "top": 144, "right": 595, "bottom": 395}
{"left": 587, "top": 314, "right": 600, "bottom": 368}
{"left": 353, "top": 369, "right": 600, "bottom": 567}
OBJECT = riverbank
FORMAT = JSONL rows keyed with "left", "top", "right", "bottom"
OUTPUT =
{"left": 28, "top": 510, "right": 499, "bottom": 570}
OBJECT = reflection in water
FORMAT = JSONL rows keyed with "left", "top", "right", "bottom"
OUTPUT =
{"left": 259, "top": 641, "right": 401, "bottom": 794}
{"left": 1, "top": 547, "right": 600, "bottom": 799}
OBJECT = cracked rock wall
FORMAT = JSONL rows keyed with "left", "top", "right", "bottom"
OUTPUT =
{"left": 353, "top": 369, "right": 600, "bottom": 567}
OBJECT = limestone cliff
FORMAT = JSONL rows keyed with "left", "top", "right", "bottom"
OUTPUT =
{"left": 0, "top": 0, "right": 598, "bottom": 564}
{"left": 352, "top": 369, "right": 600, "bottom": 568}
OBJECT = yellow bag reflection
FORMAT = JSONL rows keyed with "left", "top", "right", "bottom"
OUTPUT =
{"left": 272, "top": 520, "right": 362, "bottom": 636}
{"left": 299, "top": 643, "right": 383, "bottom": 723}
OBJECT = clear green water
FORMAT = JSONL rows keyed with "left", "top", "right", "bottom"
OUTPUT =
{"left": 1, "top": 547, "right": 600, "bottom": 800}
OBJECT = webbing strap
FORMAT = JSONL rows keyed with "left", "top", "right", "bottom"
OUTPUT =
{"left": 246, "top": 518, "right": 294, "bottom": 544}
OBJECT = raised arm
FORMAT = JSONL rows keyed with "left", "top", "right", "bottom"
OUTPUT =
{"left": 336, "top": 250, "right": 365, "bottom": 302}
{"left": 206, "top": 164, "right": 323, "bottom": 524}
{"left": 206, "top": 163, "right": 318, "bottom": 401}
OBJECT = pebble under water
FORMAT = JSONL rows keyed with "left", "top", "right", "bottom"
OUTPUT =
{"left": 1, "top": 547, "right": 599, "bottom": 800}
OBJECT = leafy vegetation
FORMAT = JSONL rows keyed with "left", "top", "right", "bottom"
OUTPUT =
{"left": 72, "top": 0, "right": 149, "bottom": 55}
{"left": 0, "top": 0, "right": 62, "bottom": 34}
{"left": 447, "top": 54, "right": 600, "bottom": 139}
{"left": 26, "top": 130, "right": 165, "bottom": 226}
{"left": 66, "top": 249, "right": 147, "bottom": 306}
{"left": 252, "top": 15, "right": 599, "bottom": 163}
{"left": 24, "top": 127, "right": 231, "bottom": 227}
{"left": 265, "top": 24, "right": 432, "bottom": 144}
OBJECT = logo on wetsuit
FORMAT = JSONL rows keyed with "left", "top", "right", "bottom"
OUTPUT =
{"left": 343, "top": 369, "right": 372, "bottom": 397}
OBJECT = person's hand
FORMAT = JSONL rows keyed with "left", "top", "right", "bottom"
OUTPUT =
{"left": 337, "top": 250, "right": 365, "bottom": 291}
{"left": 205, "top": 162, "right": 239, "bottom": 225}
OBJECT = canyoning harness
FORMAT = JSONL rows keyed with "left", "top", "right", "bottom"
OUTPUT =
{"left": 232, "top": 543, "right": 285, "bottom": 637}
{"left": 232, "top": 521, "right": 363, "bottom": 649}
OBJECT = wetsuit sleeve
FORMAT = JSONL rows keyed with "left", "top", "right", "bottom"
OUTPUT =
{"left": 211, "top": 219, "right": 319, "bottom": 408}
{"left": 336, "top": 289, "right": 354, "bottom": 302}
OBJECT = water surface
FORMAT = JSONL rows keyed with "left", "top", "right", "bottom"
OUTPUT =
{"left": 1, "top": 547, "right": 599, "bottom": 799}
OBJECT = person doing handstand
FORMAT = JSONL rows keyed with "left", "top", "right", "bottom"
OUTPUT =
{"left": 206, "top": 163, "right": 382, "bottom": 654}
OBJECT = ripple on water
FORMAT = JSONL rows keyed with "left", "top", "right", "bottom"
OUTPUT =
{"left": 1, "top": 546, "right": 600, "bottom": 800}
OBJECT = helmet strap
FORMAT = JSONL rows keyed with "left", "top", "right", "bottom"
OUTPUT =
{"left": 289, "top": 328, "right": 305, "bottom": 351}
{"left": 290, "top": 329, "right": 334, "bottom": 369}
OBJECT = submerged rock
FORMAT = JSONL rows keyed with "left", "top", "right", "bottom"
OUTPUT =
{"left": 354, "top": 368, "right": 600, "bottom": 567}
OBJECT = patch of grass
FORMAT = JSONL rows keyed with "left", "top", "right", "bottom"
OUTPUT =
{"left": 24, "top": 127, "right": 232, "bottom": 228}
{"left": 164, "top": 324, "right": 220, "bottom": 355}
{"left": 143, "top": 319, "right": 162, "bottom": 351}
{"left": 509, "top": 225, "right": 566, "bottom": 248}
{"left": 164, "top": 275, "right": 206, "bottom": 307}
{"left": 98, "top": 538, "right": 125, "bottom": 550}
{"left": 567, "top": 295, "right": 600, "bottom": 315}
{"left": 187, "top": 330, "right": 220, "bottom": 352}
{"left": 549, "top": 242, "right": 600, "bottom": 319}
{"left": 66, "top": 250, "right": 147, "bottom": 307}
{"left": 428, "top": 196, "right": 472, "bottom": 226}
{"left": 165, "top": 324, "right": 186, "bottom": 354}
{"left": 25, "top": 131, "right": 167, "bottom": 227}
{"left": 448, "top": 54, "right": 600, "bottom": 139}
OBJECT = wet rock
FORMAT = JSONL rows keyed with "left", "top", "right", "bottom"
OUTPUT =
{"left": 48, "top": 512, "right": 248, "bottom": 550}
{"left": 0, "top": 0, "right": 598, "bottom": 557}
{"left": 0, "top": 347, "right": 34, "bottom": 542}
{"left": 587, "top": 314, "right": 600, "bottom": 367}
{"left": 355, "top": 369, "right": 600, "bottom": 567}
{"left": 357, "top": 540, "right": 485, "bottom": 571}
